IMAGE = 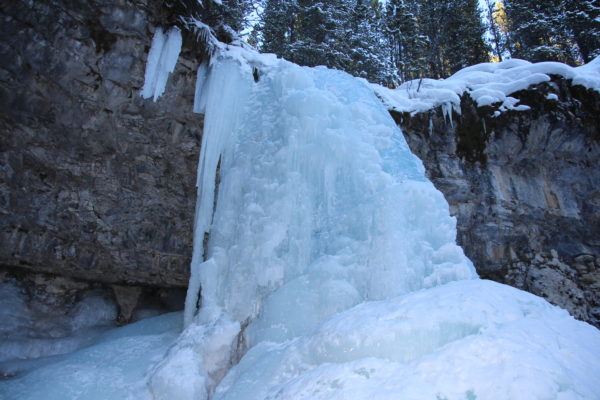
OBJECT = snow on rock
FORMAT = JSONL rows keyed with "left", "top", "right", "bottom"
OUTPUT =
{"left": 374, "top": 57, "right": 600, "bottom": 116}
{"left": 141, "top": 27, "right": 182, "bottom": 102}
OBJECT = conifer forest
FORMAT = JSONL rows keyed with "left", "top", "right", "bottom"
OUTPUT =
{"left": 171, "top": 0, "right": 600, "bottom": 84}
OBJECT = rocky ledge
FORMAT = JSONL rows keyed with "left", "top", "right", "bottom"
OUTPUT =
{"left": 395, "top": 77, "right": 600, "bottom": 327}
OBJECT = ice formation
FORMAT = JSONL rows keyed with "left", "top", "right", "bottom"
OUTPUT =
{"left": 0, "top": 282, "right": 119, "bottom": 379}
{"left": 149, "top": 48, "right": 600, "bottom": 400}
{"left": 2, "top": 41, "right": 600, "bottom": 400}
{"left": 374, "top": 56, "right": 600, "bottom": 116}
{"left": 141, "top": 27, "right": 182, "bottom": 102}
{"left": 0, "top": 312, "right": 182, "bottom": 399}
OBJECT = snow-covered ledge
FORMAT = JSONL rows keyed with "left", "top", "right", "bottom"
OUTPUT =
{"left": 373, "top": 57, "right": 600, "bottom": 119}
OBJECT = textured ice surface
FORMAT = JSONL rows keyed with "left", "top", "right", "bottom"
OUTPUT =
{"left": 215, "top": 280, "right": 600, "bottom": 400}
{"left": 151, "top": 48, "right": 477, "bottom": 398}
{"left": 141, "top": 27, "right": 182, "bottom": 101}
{"left": 374, "top": 56, "right": 600, "bottom": 116}
{"left": 0, "top": 282, "right": 118, "bottom": 378}
{"left": 0, "top": 312, "right": 182, "bottom": 400}
{"left": 150, "top": 48, "right": 600, "bottom": 400}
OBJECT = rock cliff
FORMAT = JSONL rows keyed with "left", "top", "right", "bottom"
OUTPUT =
{"left": 0, "top": 0, "right": 202, "bottom": 288}
{"left": 394, "top": 78, "right": 600, "bottom": 326}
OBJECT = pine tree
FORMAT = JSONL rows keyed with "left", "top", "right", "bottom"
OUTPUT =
{"left": 346, "top": 0, "right": 394, "bottom": 83}
{"left": 443, "top": 0, "right": 489, "bottom": 73}
{"left": 260, "top": 0, "right": 393, "bottom": 84}
{"left": 286, "top": 0, "right": 354, "bottom": 70}
{"left": 261, "top": 0, "right": 297, "bottom": 55}
{"left": 384, "top": 0, "right": 427, "bottom": 82}
{"left": 483, "top": 0, "right": 510, "bottom": 61}
{"left": 415, "top": 0, "right": 447, "bottom": 78}
{"left": 565, "top": 0, "right": 600, "bottom": 63}
{"left": 503, "top": 0, "right": 578, "bottom": 64}
{"left": 413, "top": 0, "right": 489, "bottom": 78}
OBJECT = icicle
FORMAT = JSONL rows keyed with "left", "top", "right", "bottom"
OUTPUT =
{"left": 183, "top": 259, "right": 203, "bottom": 327}
{"left": 428, "top": 115, "right": 433, "bottom": 135}
{"left": 442, "top": 102, "right": 454, "bottom": 128}
{"left": 141, "top": 27, "right": 182, "bottom": 102}
{"left": 141, "top": 28, "right": 166, "bottom": 100}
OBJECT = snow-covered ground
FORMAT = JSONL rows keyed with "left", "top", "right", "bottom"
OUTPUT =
{"left": 2, "top": 38, "right": 599, "bottom": 400}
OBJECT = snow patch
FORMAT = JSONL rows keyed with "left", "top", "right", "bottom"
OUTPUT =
{"left": 374, "top": 57, "right": 600, "bottom": 116}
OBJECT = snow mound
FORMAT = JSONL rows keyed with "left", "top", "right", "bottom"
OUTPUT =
{"left": 215, "top": 280, "right": 600, "bottom": 400}
{"left": 373, "top": 57, "right": 600, "bottom": 116}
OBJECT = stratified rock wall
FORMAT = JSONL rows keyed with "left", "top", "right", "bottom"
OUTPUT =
{"left": 396, "top": 78, "right": 600, "bottom": 326}
{"left": 0, "top": 0, "right": 201, "bottom": 287}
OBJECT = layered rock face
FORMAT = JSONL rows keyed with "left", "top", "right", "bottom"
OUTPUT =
{"left": 0, "top": 0, "right": 202, "bottom": 288}
{"left": 396, "top": 78, "right": 600, "bottom": 326}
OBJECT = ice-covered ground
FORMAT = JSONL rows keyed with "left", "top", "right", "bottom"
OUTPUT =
{"left": 0, "top": 312, "right": 182, "bottom": 400}
{"left": 0, "top": 281, "right": 118, "bottom": 379}
{"left": 373, "top": 57, "right": 600, "bottom": 117}
{"left": 2, "top": 37, "right": 599, "bottom": 400}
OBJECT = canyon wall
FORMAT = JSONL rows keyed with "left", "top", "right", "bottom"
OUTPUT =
{"left": 0, "top": 0, "right": 201, "bottom": 289}
{"left": 395, "top": 79, "right": 600, "bottom": 326}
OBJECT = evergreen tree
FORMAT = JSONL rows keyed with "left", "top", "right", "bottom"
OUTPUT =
{"left": 503, "top": 0, "right": 578, "bottom": 64}
{"left": 443, "top": 0, "right": 489, "bottom": 73}
{"left": 565, "top": 0, "right": 600, "bottom": 63}
{"left": 218, "top": 0, "right": 254, "bottom": 33}
{"left": 384, "top": 0, "right": 427, "bottom": 81}
{"left": 260, "top": 0, "right": 393, "bottom": 84}
{"left": 415, "top": 0, "right": 447, "bottom": 78}
{"left": 261, "top": 0, "right": 297, "bottom": 55}
{"left": 286, "top": 0, "right": 353, "bottom": 70}
{"left": 414, "top": 0, "right": 489, "bottom": 78}
{"left": 483, "top": 0, "right": 510, "bottom": 61}
{"left": 347, "top": 0, "right": 395, "bottom": 83}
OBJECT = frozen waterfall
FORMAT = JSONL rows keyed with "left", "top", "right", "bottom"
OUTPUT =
{"left": 147, "top": 47, "right": 600, "bottom": 400}
{"left": 2, "top": 43, "right": 599, "bottom": 400}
